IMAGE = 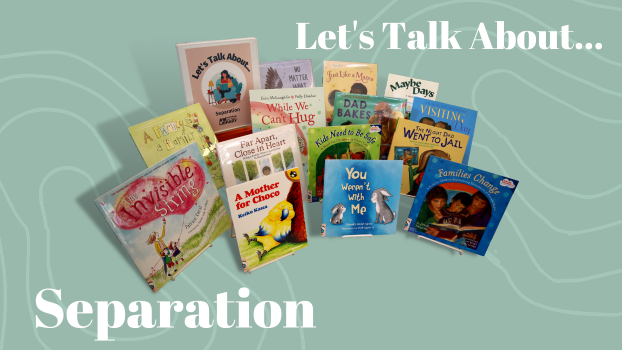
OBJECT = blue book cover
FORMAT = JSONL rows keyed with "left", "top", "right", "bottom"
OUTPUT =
{"left": 321, "top": 159, "right": 402, "bottom": 237}
{"left": 403, "top": 157, "right": 518, "bottom": 256}
{"left": 260, "top": 59, "right": 314, "bottom": 89}
{"left": 409, "top": 98, "right": 478, "bottom": 165}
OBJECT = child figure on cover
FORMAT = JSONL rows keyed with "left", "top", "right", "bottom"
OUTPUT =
{"left": 426, "top": 192, "right": 473, "bottom": 240}
{"left": 146, "top": 219, "right": 171, "bottom": 277}
{"left": 172, "top": 241, "right": 184, "bottom": 266}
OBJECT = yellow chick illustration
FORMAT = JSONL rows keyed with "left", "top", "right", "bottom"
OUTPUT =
{"left": 244, "top": 200, "right": 295, "bottom": 261}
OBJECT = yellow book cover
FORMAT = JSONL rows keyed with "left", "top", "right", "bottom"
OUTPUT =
{"left": 388, "top": 119, "right": 470, "bottom": 197}
{"left": 323, "top": 61, "right": 377, "bottom": 126}
{"left": 129, "top": 103, "right": 225, "bottom": 189}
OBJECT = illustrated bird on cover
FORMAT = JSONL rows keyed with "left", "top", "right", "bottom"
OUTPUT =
{"left": 244, "top": 200, "right": 295, "bottom": 261}
{"left": 264, "top": 67, "right": 283, "bottom": 89}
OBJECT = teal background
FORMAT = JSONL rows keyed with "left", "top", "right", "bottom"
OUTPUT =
{"left": 1, "top": 0, "right": 620, "bottom": 348}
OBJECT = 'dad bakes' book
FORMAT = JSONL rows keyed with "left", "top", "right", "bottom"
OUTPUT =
{"left": 323, "top": 61, "right": 377, "bottom": 126}
{"left": 226, "top": 168, "right": 308, "bottom": 273}
{"left": 384, "top": 74, "right": 439, "bottom": 118}
{"left": 321, "top": 160, "right": 402, "bottom": 237}
{"left": 307, "top": 124, "right": 382, "bottom": 203}
{"left": 260, "top": 59, "right": 314, "bottom": 89}
{"left": 129, "top": 103, "right": 224, "bottom": 189}
{"left": 249, "top": 87, "right": 326, "bottom": 165}
{"left": 388, "top": 119, "right": 470, "bottom": 197}
{"left": 409, "top": 98, "right": 478, "bottom": 165}
{"left": 94, "top": 144, "right": 231, "bottom": 292}
{"left": 403, "top": 157, "right": 518, "bottom": 256}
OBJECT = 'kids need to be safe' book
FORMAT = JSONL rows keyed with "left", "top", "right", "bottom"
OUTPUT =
{"left": 323, "top": 61, "right": 377, "bottom": 126}
{"left": 176, "top": 38, "right": 260, "bottom": 136}
{"left": 383, "top": 74, "right": 440, "bottom": 119}
{"left": 94, "top": 144, "right": 231, "bottom": 292}
{"left": 259, "top": 59, "right": 314, "bottom": 89}
{"left": 129, "top": 103, "right": 224, "bottom": 189}
{"left": 307, "top": 124, "right": 382, "bottom": 203}
{"left": 403, "top": 157, "right": 518, "bottom": 256}
{"left": 215, "top": 124, "right": 307, "bottom": 193}
{"left": 226, "top": 168, "right": 308, "bottom": 273}
{"left": 321, "top": 160, "right": 402, "bottom": 237}
{"left": 333, "top": 92, "right": 407, "bottom": 159}
{"left": 409, "top": 98, "right": 478, "bottom": 165}
{"left": 388, "top": 119, "right": 470, "bottom": 197}
{"left": 249, "top": 87, "right": 326, "bottom": 165}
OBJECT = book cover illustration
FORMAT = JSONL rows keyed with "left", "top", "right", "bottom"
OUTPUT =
{"left": 94, "top": 144, "right": 231, "bottom": 292}
{"left": 321, "top": 160, "right": 402, "bottom": 237}
{"left": 249, "top": 87, "right": 325, "bottom": 165}
{"left": 388, "top": 119, "right": 470, "bottom": 197}
{"left": 226, "top": 168, "right": 308, "bottom": 273}
{"left": 215, "top": 124, "right": 307, "bottom": 192}
{"left": 403, "top": 157, "right": 518, "bottom": 256}
{"left": 129, "top": 103, "right": 224, "bottom": 189}
{"left": 323, "top": 61, "right": 377, "bottom": 126}
{"left": 333, "top": 92, "right": 407, "bottom": 159}
{"left": 259, "top": 59, "right": 314, "bottom": 89}
{"left": 384, "top": 73, "right": 440, "bottom": 118}
{"left": 176, "top": 38, "right": 260, "bottom": 134}
{"left": 409, "top": 98, "right": 478, "bottom": 165}
{"left": 307, "top": 124, "right": 382, "bottom": 203}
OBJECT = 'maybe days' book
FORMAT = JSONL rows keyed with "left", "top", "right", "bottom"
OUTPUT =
{"left": 388, "top": 119, "right": 469, "bottom": 197}
{"left": 215, "top": 124, "right": 307, "bottom": 193}
{"left": 94, "top": 144, "right": 231, "bottom": 292}
{"left": 129, "top": 103, "right": 224, "bottom": 189}
{"left": 307, "top": 124, "right": 382, "bottom": 203}
{"left": 176, "top": 38, "right": 260, "bottom": 138}
{"left": 333, "top": 92, "right": 407, "bottom": 159}
{"left": 249, "top": 87, "right": 326, "bottom": 165}
{"left": 323, "top": 61, "right": 377, "bottom": 126}
{"left": 404, "top": 157, "right": 518, "bottom": 256}
{"left": 226, "top": 168, "right": 308, "bottom": 273}
{"left": 260, "top": 59, "right": 314, "bottom": 89}
{"left": 321, "top": 160, "right": 402, "bottom": 237}
{"left": 410, "top": 98, "right": 478, "bottom": 165}
{"left": 384, "top": 73, "right": 439, "bottom": 119}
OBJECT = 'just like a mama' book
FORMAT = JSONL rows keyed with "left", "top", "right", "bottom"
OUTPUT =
{"left": 323, "top": 61, "right": 377, "bottom": 126}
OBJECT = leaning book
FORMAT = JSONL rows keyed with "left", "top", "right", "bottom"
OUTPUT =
{"left": 94, "top": 144, "right": 231, "bottom": 292}
{"left": 323, "top": 61, "right": 377, "bottom": 126}
{"left": 259, "top": 59, "right": 314, "bottom": 89}
{"left": 384, "top": 74, "right": 439, "bottom": 119}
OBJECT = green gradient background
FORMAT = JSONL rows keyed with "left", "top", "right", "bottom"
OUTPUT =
{"left": 1, "top": 0, "right": 620, "bottom": 348}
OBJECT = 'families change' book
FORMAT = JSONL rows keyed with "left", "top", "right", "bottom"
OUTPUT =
{"left": 388, "top": 119, "right": 470, "bottom": 197}
{"left": 384, "top": 73, "right": 439, "bottom": 119}
{"left": 321, "top": 160, "right": 402, "bottom": 237}
{"left": 260, "top": 59, "right": 314, "bottom": 89}
{"left": 176, "top": 38, "right": 260, "bottom": 136}
{"left": 249, "top": 87, "right": 326, "bottom": 165}
{"left": 129, "top": 103, "right": 224, "bottom": 189}
{"left": 404, "top": 157, "right": 518, "bottom": 256}
{"left": 409, "top": 98, "right": 478, "bottom": 165}
{"left": 323, "top": 61, "right": 377, "bottom": 126}
{"left": 307, "top": 124, "right": 382, "bottom": 202}
{"left": 333, "top": 92, "right": 407, "bottom": 159}
{"left": 94, "top": 144, "right": 231, "bottom": 292}
{"left": 226, "top": 168, "right": 308, "bottom": 273}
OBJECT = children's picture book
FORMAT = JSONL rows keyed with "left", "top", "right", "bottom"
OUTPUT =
{"left": 176, "top": 38, "right": 260, "bottom": 136}
{"left": 384, "top": 74, "right": 439, "bottom": 119}
{"left": 249, "top": 87, "right": 326, "bottom": 165}
{"left": 321, "top": 160, "right": 402, "bottom": 237}
{"left": 323, "top": 61, "right": 377, "bottom": 126}
{"left": 226, "top": 168, "right": 308, "bottom": 273}
{"left": 259, "top": 59, "right": 314, "bottom": 89}
{"left": 388, "top": 119, "right": 470, "bottom": 197}
{"left": 409, "top": 98, "right": 478, "bottom": 165}
{"left": 94, "top": 144, "right": 231, "bottom": 292}
{"left": 403, "top": 156, "right": 518, "bottom": 256}
{"left": 333, "top": 92, "right": 407, "bottom": 159}
{"left": 215, "top": 124, "right": 307, "bottom": 193}
{"left": 129, "top": 103, "right": 224, "bottom": 189}
{"left": 307, "top": 124, "right": 382, "bottom": 203}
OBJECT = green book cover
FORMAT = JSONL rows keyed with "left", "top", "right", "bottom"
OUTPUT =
{"left": 129, "top": 103, "right": 225, "bottom": 189}
{"left": 307, "top": 124, "right": 382, "bottom": 202}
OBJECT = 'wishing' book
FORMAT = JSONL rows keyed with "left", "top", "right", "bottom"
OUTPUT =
{"left": 94, "top": 144, "right": 231, "bottom": 292}
{"left": 404, "top": 157, "right": 518, "bottom": 256}
{"left": 260, "top": 59, "right": 314, "bottom": 89}
{"left": 323, "top": 61, "right": 377, "bottom": 126}
{"left": 383, "top": 74, "right": 439, "bottom": 119}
